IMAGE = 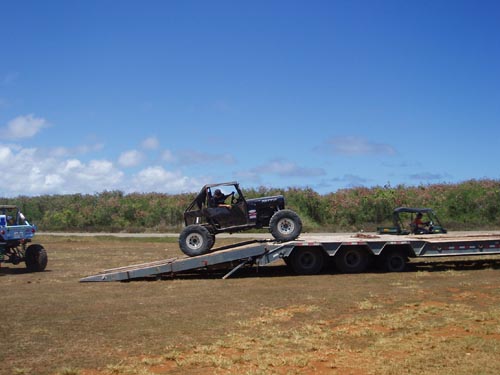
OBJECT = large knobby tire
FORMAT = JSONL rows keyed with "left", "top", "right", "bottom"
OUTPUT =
{"left": 179, "top": 225, "right": 214, "bottom": 257}
{"left": 289, "top": 247, "right": 325, "bottom": 275}
{"left": 334, "top": 247, "right": 371, "bottom": 273}
{"left": 269, "top": 209, "right": 302, "bottom": 242}
{"left": 25, "top": 244, "right": 48, "bottom": 272}
{"left": 381, "top": 250, "right": 408, "bottom": 272}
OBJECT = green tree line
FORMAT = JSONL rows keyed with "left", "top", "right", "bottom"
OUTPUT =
{"left": 1, "top": 179, "right": 499, "bottom": 232}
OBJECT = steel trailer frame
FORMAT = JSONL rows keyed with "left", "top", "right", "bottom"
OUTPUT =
{"left": 80, "top": 240, "right": 289, "bottom": 282}
{"left": 80, "top": 233, "right": 500, "bottom": 282}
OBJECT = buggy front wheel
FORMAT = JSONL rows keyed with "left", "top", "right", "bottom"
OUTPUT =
{"left": 179, "top": 225, "right": 215, "bottom": 257}
{"left": 269, "top": 209, "right": 302, "bottom": 242}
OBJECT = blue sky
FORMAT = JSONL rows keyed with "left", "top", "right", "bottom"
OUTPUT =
{"left": 1, "top": 1, "right": 499, "bottom": 197}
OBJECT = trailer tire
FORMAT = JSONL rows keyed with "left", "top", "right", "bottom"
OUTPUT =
{"left": 179, "top": 225, "right": 214, "bottom": 257}
{"left": 269, "top": 209, "right": 302, "bottom": 242}
{"left": 334, "top": 247, "right": 371, "bottom": 273}
{"left": 289, "top": 247, "right": 325, "bottom": 275}
{"left": 25, "top": 244, "right": 48, "bottom": 272}
{"left": 381, "top": 250, "right": 408, "bottom": 272}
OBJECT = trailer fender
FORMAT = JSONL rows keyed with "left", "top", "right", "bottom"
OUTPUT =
{"left": 379, "top": 243, "right": 415, "bottom": 258}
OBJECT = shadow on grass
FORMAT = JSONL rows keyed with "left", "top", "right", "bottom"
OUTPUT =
{"left": 0, "top": 266, "right": 31, "bottom": 275}
{"left": 410, "top": 258, "right": 500, "bottom": 272}
{"left": 119, "top": 264, "right": 294, "bottom": 282}
{"left": 0, "top": 266, "right": 52, "bottom": 275}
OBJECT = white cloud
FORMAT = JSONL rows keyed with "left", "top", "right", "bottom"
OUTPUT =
{"left": 1, "top": 114, "right": 49, "bottom": 140}
{"left": 161, "top": 149, "right": 176, "bottom": 163}
{"left": 0, "top": 143, "right": 205, "bottom": 196}
{"left": 253, "top": 159, "right": 325, "bottom": 177}
{"left": 0, "top": 145, "right": 13, "bottom": 162}
{"left": 331, "top": 174, "right": 370, "bottom": 187}
{"left": 49, "top": 143, "right": 104, "bottom": 158}
{"left": 409, "top": 172, "right": 448, "bottom": 181}
{"left": 233, "top": 169, "right": 263, "bottom": 184}
{"left": 118, "top": 150, "right": 144, "bottom": 167}
{"left": 0, "top": 144, "right": 124, "bottom": 196}
{"left": 320, "top": 136, "right": 397, "bottom": 156}
{"left": 50, "top": 147, "right": 70, "bottom": 157}
{"left": 130, "top": 166, "right": 194, "bottom": 193}
{"left": 141, "top": 137, "right": 159, "bottom": 150}
{"left": 44, "top": 174, "right": 64, "bottom": 187}
{"left": 175, "top": 150, "right": 236, "bottom": 166}
{"left": 64, "top": 159, "right": 83, "bottom": 171}
{"left": 88, "top": 160, "right": 116, "bottom": 176}
{"left": 76, "top": 143, "right": 105, "bottom": 154}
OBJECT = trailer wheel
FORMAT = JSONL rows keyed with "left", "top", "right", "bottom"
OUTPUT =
{"left": 25, "top": 244, "right": 48, "bottom": 272}
{"left": 289, "top": 247, "right": 325, "bottom": 275}
{"left": 269, "top": 209, "right": 302, "bottom": 242}
{"left": 179, "top": 225, "right": 214, "bottom": 257}
{"left": 334, "top": 247, "right": 371, "bottom": 273}
{"left": 381, "top": 250, "right": 408, "bottom": 272}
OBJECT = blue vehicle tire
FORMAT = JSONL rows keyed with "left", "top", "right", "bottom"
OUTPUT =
{"left": 25, "top": 244, "right": 48, "bottom": 272}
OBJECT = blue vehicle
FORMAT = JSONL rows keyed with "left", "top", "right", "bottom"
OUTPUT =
{"left": 0, "top": 205, "right": 47, "bottom": 272}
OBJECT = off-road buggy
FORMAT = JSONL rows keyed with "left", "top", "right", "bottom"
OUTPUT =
{"left": 0, "top": 205, "right": 47, "bottom": 272}
{"left": 179, "top": 182, "right": 302, "bottom": 256}
{"left": 377, "top": 207, "right": 447, "bottom": 235}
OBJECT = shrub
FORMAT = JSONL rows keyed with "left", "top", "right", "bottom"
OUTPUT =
{"left": 1, "top": 179, "right": 499, "bottom": 232}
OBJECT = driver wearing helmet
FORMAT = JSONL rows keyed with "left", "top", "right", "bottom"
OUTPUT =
{"left": 212, "top": 189, "right": 231, "bottom": 208}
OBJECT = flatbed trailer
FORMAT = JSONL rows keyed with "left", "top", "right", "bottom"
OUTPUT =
{"left": 80, "top": 232, "right": 500, "bottom": 282}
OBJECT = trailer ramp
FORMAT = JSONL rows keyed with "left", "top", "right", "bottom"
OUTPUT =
{"left": 80, "top": 240, "right": 288, "bottom": 282}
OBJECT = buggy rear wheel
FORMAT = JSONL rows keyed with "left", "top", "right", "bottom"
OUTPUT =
{"left": 25, "top": 244, "right": 48, "bottom": 272}
{"left": 269, "top": 209, "right": 302, "bottom": 242}
{"left": 179, "top": 225, "right": 214, "bottom": 257}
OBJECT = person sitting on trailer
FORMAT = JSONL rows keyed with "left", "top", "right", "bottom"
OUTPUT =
{"left": 412, "top": 212, "right": 430, "bottom": 234}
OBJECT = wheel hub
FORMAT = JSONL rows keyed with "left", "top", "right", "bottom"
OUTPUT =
{"left": 187, "top": 233, "right": 203, "bottom": 249}
{"left": 345, "top": 252, "right": 361, "bottom": 267}
{"left": 278, "top": 219, "right": 295, "bottom": 234}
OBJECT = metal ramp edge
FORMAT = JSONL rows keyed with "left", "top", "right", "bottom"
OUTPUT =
{"left": 80, "top": 240, "right": 286, "bottom": 282}
{"left": 80, "top": 257, "right": 179, "bottom": 282}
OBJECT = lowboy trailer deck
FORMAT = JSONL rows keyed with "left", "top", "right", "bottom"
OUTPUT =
{"left": 80, "top": 232, "right": 500, "bottom": 282}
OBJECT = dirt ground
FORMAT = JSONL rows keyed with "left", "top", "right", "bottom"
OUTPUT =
{"left": 1, "top": 235, "right": 500, "bottom": 375}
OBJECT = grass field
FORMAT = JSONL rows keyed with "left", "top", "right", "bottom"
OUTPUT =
{"left": 1, "top": 235, "right": 500, "bottom": 375}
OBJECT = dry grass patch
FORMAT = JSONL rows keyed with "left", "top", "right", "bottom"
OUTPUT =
{"left": 2, "top": 236, "right": 500, "bottom": 375}
{"left": 84, "top": 299, "right": 500, "bottom": 375}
